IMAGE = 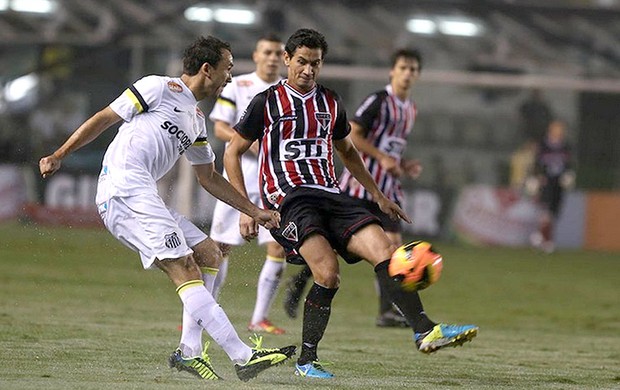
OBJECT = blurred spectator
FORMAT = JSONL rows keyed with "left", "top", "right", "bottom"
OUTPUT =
{"left": 528, "top": 119, "right": 575, "bottom": 253}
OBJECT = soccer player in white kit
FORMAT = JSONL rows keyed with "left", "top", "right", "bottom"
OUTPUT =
{"left": 39, "top": 35, "right": 295, "bottom": 382}
{"left": 209, "top": 35, "right": 288, "bottom": 335}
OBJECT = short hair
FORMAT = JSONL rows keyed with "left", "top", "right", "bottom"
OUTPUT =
{"left": 390, "top": 48, "right": 423, "bottom": 71}
{"left": 285, "top": 28, "right": 328, "bottom": 58}
{"left": 183, "top": 36, "right": 232, "bottom": 75}
{"left": 257, "top": 33, "right": 282, "bottom": 44}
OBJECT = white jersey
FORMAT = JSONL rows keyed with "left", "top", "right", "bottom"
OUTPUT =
{"left": 209, "top": 72, "right": 280, "bottom": 245}
{"left": 96, "top": 75, "right": 215, "bottom": 202}
{"left": 209, "top": 72, "right": 280, "bottom": 195}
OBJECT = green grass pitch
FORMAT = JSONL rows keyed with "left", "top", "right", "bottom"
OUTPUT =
{"left": 0, "top": 222, "right": 619, "bottom": 389}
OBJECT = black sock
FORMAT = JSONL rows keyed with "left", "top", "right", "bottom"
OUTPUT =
{"left": 299, "top": 282, "right": 338, "bottom": 365}
{"left": 374, "top": 260, "right": 436, "bottom": 333}
{"left": 376, "top": 275, "right": 394, "bottom": 314}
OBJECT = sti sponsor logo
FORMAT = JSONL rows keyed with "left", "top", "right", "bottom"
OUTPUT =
{"left": 280, "top": 138, "right": 328, "bottom": 161}
{"left": 161, "top": 121, "right": 193, "bottom": 154}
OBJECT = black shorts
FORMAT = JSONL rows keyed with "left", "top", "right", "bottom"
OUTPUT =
{"left": 352, "top": 198, "right": 402, "bottom": 233}
{"left": 270, "top": 187, "right": 381, "bottom": 265}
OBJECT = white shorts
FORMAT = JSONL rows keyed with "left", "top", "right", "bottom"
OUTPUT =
{"left": 209, "top": 191, "right": 276, "bottom": 246}
{"left": 97, "top": 192, "right": 208, "bottom": 269}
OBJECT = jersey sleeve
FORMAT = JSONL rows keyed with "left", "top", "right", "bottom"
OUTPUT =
{"left": 332, "top": 93, "right": 351, "bottom": 140}
{"left": 352, "top": 92, "right": 382, "bottom": 135}
{"left": 184, "top": 129, "right": 216, "bottom": 165}
{"left": 109, "top": 75, "right": 163, "bottom": 122}
{"left": 233, "top": 92, "right": 267, "bottom": 141}
{"left": 208, "top": 81, "right": 237, "bottom": 124}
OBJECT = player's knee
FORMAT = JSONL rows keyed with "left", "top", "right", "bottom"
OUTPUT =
{"left": 313, "top": 271, "right": 340, "bottom": 289}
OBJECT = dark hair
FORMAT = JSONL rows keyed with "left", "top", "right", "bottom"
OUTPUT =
{"left": 390, "top": 48, "right": 423, "bottom": 71}
{"left": 285, "top": 28, "right": 328, "bottom": 58}
{"left": 183, "top": 36, "right": 232, "bottom": 75}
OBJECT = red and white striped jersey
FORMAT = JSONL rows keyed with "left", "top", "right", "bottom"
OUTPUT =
{"left": 234, "top": 81, "right": 350, "bottom": 209}
{"left": 339, "top": 84, "right": 417, "bottom": 204}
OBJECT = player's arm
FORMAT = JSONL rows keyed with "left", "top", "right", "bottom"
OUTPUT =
{"left": 214, "top": 120, "right": 259, "bottom": 156}
{"left": 193, "top": 162, "right": 279, "bottom": 231}
{"left": 335, "top": 136, "right": 411, "bottom": 223}
{"left": 349, "top": 121, "right": 402, "bottom": 177}
{"left": 39, "top": 106, "right": 121, "bottom": 178}
{"left": 223, "top": 133, "right": 261, "bottom": 239}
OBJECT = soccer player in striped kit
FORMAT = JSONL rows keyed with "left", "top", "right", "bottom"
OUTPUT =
{"left": 284, "top": 49, "right": 425, "bottom": 328}
{"left": 225, "top": 28, "right": 477, "bottom": 378}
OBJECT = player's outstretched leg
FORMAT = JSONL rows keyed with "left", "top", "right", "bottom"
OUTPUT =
{"left": 234, "top": 335, "right": 297, "bottom": 381}
{"left": 374, "top": 259, "right": 478, "bottom": 353}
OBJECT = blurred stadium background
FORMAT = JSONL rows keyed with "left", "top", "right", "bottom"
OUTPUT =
{"left": 1, "top": 0, "right": 620, "bottom": 251}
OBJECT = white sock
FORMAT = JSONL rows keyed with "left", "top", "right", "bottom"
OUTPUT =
{"left": 212, "top": 257, "right": 229, "bottom": 301}
{"left": 179, "top": 267, "right": 219, "bottom": 357}
{"left": 250, "top": 256, "right": 285, "bottom": 325}
{"left": 177, "top": 280, "right": 251, "bottom": 364}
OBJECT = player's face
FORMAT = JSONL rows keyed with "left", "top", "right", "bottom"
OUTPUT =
{"left": 390, "top": 57, "right": 420, "bottom": 92}
{"left": 284, "top": 46, "right": 323, "bottom": 93}
{"left": 210, "top": 49, "right": 234, "bottom": 97}
{"left": 254, "top": 40, "right": 284, "bottom": 81}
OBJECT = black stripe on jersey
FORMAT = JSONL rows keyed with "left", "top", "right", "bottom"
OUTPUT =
{"left": 292, "top": 96, "right": 306, "bottom": 139}
{"left": 218, "top": 96, "right": 236, "bottom": 106}
{"left": 129, "top": 85, "right": 149, "bottom": 113}
{"left": 195, "top": 137, "right": 208, "bottom": 142}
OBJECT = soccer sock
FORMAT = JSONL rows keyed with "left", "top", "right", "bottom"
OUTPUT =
{"left": 374, "top": 260, "right": 436, "bottom": 334}
{"left": 179, "top": 267, "right": 219, "bottom": 357}
{"left": 177, "top": 280, "right": 252, "bottom": 364}
{"left": 212, "top": 256, "right": 229, "bottom": 301}
{"left": 375, "top": 276, "right": 394, "bottom": 315}
{"left": 298, "top": 282, "right": 338, "bottom": 365}
{"left": 250, "top": 255, "right": 285, "bottom": 324}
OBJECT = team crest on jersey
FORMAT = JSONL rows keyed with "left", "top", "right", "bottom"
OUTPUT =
{"left": 167, "top": 81, "right": 183, "bottom": 93}
{"left": 164, "top": 232, "right": 181, "bottom": 248}
{"left": 282, "top": 222, "right": 298, "bottom": 242}
{"left": 315, "top": 112, "right": 332, "bottom": 132}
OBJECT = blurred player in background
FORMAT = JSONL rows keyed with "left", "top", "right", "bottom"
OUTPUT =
{"left": 39, "top": 35, "right": 295, "bottom": 382}
{"left": 529, "top": 119, "right": 575, "bottom": 253}
{"left": 283, "top": 48, "right": 424, "bottom": 328}
{"left": 225, "top": 28, "right": 477, "bottom": 378}
{"left": 209, "top": 35, "right": 288, "bottom": 335}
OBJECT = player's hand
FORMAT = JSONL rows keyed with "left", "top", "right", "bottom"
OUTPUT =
{"left": 239, "top": 213, "right": 259, "bottom": 241}
{"left": 560, "top": 170, "right": 576, "bottom": 189}
{"left": 241, "top": 209, "right": 280, "bottom": 241}
{"left": 403, "top": 159, "right": 422, "bottom": 179}
{"left": 39, "top": 154, "right": 61, "bottom": 178}
{"left": 379, "top": 155, "right": 403, "bottom": 177}
{"left": 377, "top": 196, "right": 411, "bottom": 224}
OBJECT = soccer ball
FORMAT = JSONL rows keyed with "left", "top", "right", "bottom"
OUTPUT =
{"left": 388, "top": 241, "right": 443, "bottom": 291}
